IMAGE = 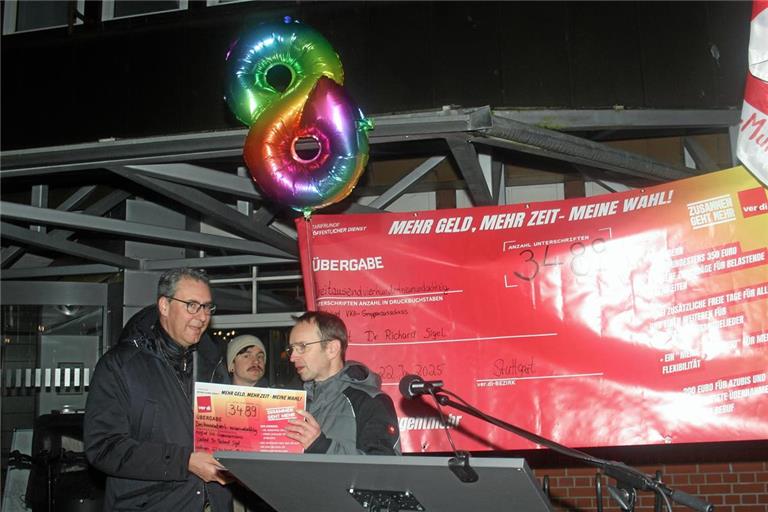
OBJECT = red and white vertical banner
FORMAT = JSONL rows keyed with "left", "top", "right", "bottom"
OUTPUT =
{"left": 739, "top": 0, "right": 768, "bottom": 183}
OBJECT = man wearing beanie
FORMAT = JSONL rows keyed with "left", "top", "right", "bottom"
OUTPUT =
{"left": 227, "top": 334, "right": 268, "bottom": 387}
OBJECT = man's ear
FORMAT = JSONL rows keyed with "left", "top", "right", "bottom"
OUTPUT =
{"left": 157, "top": 296, "right": 169, "bottom": 318}
{"left": 326, "top": 338, "right": 342, "bottom": 359}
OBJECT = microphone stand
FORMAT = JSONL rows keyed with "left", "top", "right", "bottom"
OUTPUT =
{"left": 431, "top": 390, "right": 713, "bottom": 512}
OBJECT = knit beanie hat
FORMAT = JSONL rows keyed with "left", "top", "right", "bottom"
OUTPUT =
{"left": 227, "top": 334, "right": 266, "bottom": 372}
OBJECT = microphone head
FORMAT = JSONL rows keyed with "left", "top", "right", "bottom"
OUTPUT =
{"left": 399, "top": 374, "right": 423, "bottom": 400}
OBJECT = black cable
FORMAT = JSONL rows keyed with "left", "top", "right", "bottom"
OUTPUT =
{"left": 656, "top": 487, "right": 673, "bottom": 512}
{"left": 427, "top": 388, "right": 459, "bottom": 455}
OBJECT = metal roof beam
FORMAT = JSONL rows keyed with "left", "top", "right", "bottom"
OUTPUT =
{"left": 683, "top": 137, "right": 719, "bottom": 172}
{"left": 1, "top": 108, "right": 738, "bottom": 176}
{"left": 479, "top": 115, "right": 695, "bottom": 182}
{"left": 1, "top": 222, "right": 140, "bottom": 269}
{"left": 126, "top": 163, "right": 263, "bottom": 200}
{"left": 476, "top": 135, "right": 672, "bottom": 182}
{"left": 446, "top": 136, "right": 494, "bottom": 206}
{"left": 2, "top": 188, "right": 127, "bottom": 269}
{"left": 1, "top": 264, "right": 120, "bottom": 280}
{"left": 491, "top": 158, "right": 506, "bottom": 206}
{"left": 2, "top": 185, "right": 97, "bottom": 266}
{"left": 57, "top": 185, "right": 100, "bottom": 210}
{"left": 109, "top": 166, "right": 297, "bottom": 255}
{"left": 371, "top": 106, "right": 492, "bottom": 137}
{"left": 366, "top": 156, "right": 446, "bottom": 210}
{"left": 494, "top": 109, "right": 740, "bottom": 131}
{"left": 142, "top": 255, "right": 296, "bottom": 270}
{"left": 0, "top": 149, "right": 244, "bottom": 178}
{"left": 0, "top": 108, "right": 492, "bottom": 175}
{"left": 0, "top": 202, "right": 294, "bottom": 258}
{"left": 344, "top": 203, "right": 383, "bottom": 214}
{"left": 1, "top": 131, "right": 247, "bottom": 174}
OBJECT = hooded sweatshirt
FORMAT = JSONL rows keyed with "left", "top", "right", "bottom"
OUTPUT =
{"left": 305, "top": 361, "right": 401, "bottom": 455}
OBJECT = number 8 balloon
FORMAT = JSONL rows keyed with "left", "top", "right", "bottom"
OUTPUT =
{"left": 225, "top": 19, "right": 373, "bottom": 216}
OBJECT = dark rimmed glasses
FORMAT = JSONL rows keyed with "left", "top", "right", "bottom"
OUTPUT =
{"left": 285, "top": 339, "right": 333, "bottom": 356}
{"left": 165, "top": 296, "right": 217, "bottom": 315}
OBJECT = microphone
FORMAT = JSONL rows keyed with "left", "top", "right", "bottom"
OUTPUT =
{"left": 398, "top": 375, "right": 478, "bottom": 483}
{"left": 399, "top": 374, "right": 444, "bottom": 399}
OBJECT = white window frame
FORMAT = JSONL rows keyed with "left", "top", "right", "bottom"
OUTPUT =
{"left": 2, "top": 0, "right": 86, "bottom": 35}
{"left": 102, "top": 0, "right": 188, "bottom": 21}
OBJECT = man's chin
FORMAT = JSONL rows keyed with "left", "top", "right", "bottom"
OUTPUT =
{"left": 184, "top": 332, "right": 203, "bottom": 345}
{"left": 177, "top": 337, "right": 201, "bottom": 348}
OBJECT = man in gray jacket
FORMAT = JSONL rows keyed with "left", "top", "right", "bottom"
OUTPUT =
{"left": 284, "top": 311, "right": 401, "bottom": 454}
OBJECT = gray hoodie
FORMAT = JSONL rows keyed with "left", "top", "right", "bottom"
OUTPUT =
{"left": 305, "top": 361, "right": 401, "bottom": 455}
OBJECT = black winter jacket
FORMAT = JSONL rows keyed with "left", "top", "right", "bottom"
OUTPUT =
{"left": 84, "top": 305, "right": 232, "bottom": 511}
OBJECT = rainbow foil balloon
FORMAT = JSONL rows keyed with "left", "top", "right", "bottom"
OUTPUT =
{"left": 225, "top": 20, "right": 372, "bottom": 215}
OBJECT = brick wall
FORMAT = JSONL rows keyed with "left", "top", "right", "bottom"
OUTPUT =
{"left": 531, "top": 461, "right": 768, "bottom": 512}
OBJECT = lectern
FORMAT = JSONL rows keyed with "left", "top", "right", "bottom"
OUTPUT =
{"left": 216, "top": 452, "right": 552, "bottom": 512}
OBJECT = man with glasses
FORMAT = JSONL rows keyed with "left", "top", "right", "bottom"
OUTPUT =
{"left": 227, "top": 334, "right": 268, "bottom": 387}
{"left": 284, "top": 311, "right": 401, "bottom": 455}
{"left": 85, "top": 268, "right": 233, "bottom": 511}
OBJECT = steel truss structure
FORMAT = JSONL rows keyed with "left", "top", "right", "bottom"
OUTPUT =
{"left": 1, "top": 106, "right": 739, "bottom": 305}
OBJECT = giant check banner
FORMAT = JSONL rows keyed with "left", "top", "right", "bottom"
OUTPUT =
{"left": 296, "top": 166, "right": 768, "bottom": 452}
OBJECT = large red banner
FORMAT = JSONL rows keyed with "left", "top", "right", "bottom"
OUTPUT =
{"left": 296, "top": 166, "right": 768, "bottom": 453}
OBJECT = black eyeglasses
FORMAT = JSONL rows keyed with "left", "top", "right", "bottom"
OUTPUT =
{"left": 285, "top": 339, "right": 332, "bottom": 356}
{"left": 165, "top": 296, "right": 217, "bottom": 315}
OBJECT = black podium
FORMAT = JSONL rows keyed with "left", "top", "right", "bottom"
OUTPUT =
{"left": 216, "top": 452, "right": 552, "bottom": 512}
